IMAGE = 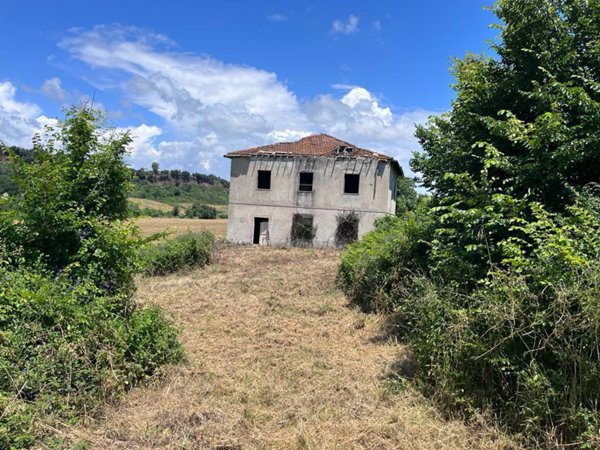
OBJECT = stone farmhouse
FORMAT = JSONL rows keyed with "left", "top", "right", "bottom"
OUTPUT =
{"left": 224, "top": 134, "right": 402, "bottom": 247}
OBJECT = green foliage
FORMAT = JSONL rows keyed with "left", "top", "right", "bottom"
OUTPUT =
{"left": 127, "top": 203, "right": 171, "bottom": 218}
{"left": 2, "top": 108, "right": 138, "bottom": 292}
{"left": 412, "top": 0, "right": 600, "bottom": 286}
{"left": 0, "top": 107, "right": 183, "bottom": 447}
{"left": 185, "top": 203, "right": 217, "bottom": 219}
{"left": 339, "top": 0, "right": 600, "bottom": 446}
{"left": 395, "top": 176, "right": 419, "bottom": 215}
{"left": 339, "top": 208, "right": 433, "bottom": 312}
{"left": 290, "top": 214, "right": 317, "bottom": 247}
{"left": 0, "top": 162, "right": 17, "bottom": 197}
{"left": 397, "top": 200, "right": 600, "bottom": 447}
{"left": 130, "top": 173, "right": 229, "bottom": 206}
{"left": 141, "top": 231, "right": 214, "bottom": 276}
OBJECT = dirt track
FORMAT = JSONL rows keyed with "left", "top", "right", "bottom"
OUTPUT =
{"left": 59, "top": 245, "right": 509, "bottom": 449}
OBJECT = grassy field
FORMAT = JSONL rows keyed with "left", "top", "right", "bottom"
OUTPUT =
{"left": 129, "top": 197, "right": 176, "bottom": 213}
{"left": 58, "top": 245, "right": 513, "bottom": 449}
{"left": 130, "top": 197, "right": 228, "bottom": 215}
{"left": 136, "top": 217, "right": 228, "bottom": 238}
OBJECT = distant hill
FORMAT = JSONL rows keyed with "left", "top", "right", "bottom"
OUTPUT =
{"left": 0, "top": 152, "right": 230, "bottom": 216}
{"left": 130, "top": 167, "right": 229, "bottom": 207}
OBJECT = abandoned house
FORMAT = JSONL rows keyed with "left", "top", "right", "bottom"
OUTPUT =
{"left": 224, "top": 134, "right": 402, "bottom": 247}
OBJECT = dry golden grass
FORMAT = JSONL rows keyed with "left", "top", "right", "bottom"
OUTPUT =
{"left": 135, "top": 217, "right": 228, "bottom": 238}
{"left": 57, "top": 245, "right": 514, "bottom": 449}
{"left": 129, "top": 197, "right": 176, "bottom": 212}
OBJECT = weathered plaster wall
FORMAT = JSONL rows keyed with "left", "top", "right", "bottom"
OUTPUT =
{"left": 227, "top": 155, "right": 398, "bottom": 246}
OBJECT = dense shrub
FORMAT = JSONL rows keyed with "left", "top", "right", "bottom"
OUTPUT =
{"left": 341, "top": 197, "right": 600, "bottom": 445}
{"left": 397, "top": 202, "right": 600, "bottom": 446}
{"left": 339, "top": 0, "right": 600, "bottom": 445}
{"left": 339, "top": 208, "right": 432, "bottom": 312}
{"left": 0, "top": 107, "right": 184, "bottom": 447}
{"left": 141, "top": 231, "right": 214, "bottom": 276}
{"left": 185, "top": 202, "right": 218, "bottom": 219}
{"left": 0, "top": 266, "right": 183, "bottom": 440}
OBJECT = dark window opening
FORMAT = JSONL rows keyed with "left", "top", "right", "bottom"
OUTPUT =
{"left": 335, "top": 210, "right": 359, "bottom": 248}
{"left": 257, "top": 170, "right": 271, "bottom": 189}
{"left": 344, "top": 173, "right": 360, "bottom": 194}
{"left": 299, "top": 172, "right": 313, "bottom": 192}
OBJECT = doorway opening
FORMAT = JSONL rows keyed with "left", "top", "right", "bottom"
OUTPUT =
{"left": 253, "top": 217, "right": 269, "bottom": 245}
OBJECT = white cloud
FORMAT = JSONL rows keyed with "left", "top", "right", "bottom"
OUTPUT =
{"left": 116, "top": 123, "right": 162, "bottom": 166}
{"left": 305, "top": 87, "right": 433, "bottom": 175}
{"left": 331, "top": 15, "right": 359, "bottom": 35}
{"left": 267, "top": 14, "right": 288, "bottom": 22}
{"left": 41, "top": 77, "right": 67, "bottom": 101}
{"left": 372, "top": 20, "right": 382, "bottom": 32}
{"left": 57, "top": 25, "right": 434, "bottom": 176}
{"left": 0, "top": 81, "right": 57, "bottom": 148}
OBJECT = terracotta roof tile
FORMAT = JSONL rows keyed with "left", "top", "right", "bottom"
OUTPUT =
{"left": 224, "top": 134, "right": 396, "bottom": 163}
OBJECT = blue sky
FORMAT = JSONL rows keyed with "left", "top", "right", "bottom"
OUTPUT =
{"left": 0, "top": 0, "right": 497, "bottom": 178}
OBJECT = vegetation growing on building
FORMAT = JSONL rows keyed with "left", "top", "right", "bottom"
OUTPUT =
{"left": 290, "top": 214, "right": 317, "bottom": 247}
{"left": 334, "top": 210, "right": 359, "bottom": 248}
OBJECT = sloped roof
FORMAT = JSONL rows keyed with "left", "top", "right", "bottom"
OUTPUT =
{"left": 225, "top": 134, "right": 399, "bottom": 167}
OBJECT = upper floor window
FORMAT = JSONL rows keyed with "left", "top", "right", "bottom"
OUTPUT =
{"left": 257, "top": 170, "right": 271, "bottom": 190}
{"left": 344, "top": 173, "right": 360, "bottom": 194}
{"left": 299, "top": 172, "right": 313, "bottom": 192}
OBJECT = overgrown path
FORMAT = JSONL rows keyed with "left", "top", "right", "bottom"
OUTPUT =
{"left": 61, "top": 246, "right": 505, "bottom": 449}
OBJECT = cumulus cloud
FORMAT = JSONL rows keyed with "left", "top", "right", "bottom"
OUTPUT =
{"left": 56, "top": 25, "right": 434, "bottom": 175}
{"left": 331, "top": 15, "right": 359, "bottom": 35}
{"left": 41, "top": 77, "right": 67, "bottom": 101}
{"left": 0, "top": 81, "right": 57, "bottom": 148}
{"left": 267, "top": 14, "right": 288, "bottom": 22}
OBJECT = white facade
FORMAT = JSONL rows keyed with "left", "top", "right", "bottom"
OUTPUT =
{"left": 226, "top": 154, "right": 400, "bottom": 247}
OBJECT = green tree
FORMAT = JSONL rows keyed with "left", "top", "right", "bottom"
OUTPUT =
{"left": 395, "top": 176, "right": 419, "bottom": 215}
{"left": 412, "top": 0, "right": 600, "bottom": 284}
{"left": 0, "top": 107, "right": 183, "bottom": 448}
{"left": 151, "top": 161, "right": 159, "bottom": 175}
{"left": 2, "top": 106, "right": 138, "bottom": 293}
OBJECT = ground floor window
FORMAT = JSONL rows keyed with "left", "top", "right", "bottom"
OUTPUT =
{"left": 291, "top": 214, "right": 317, "bottom": 247}
{"left": 335, "top": 210, "right": 359, "bottom": 247}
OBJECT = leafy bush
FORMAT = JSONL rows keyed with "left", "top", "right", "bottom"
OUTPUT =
{"left": 141, "top": 231, "right": 214, "bottom": 276}
{"left": 338, "top": 0, "right": 600, "bottom": 445}
{"left": 339, "top": 208, "right": 432, "bottom": 312}
{"left": 0, "top": 107, "right": 183, "bottom": 447}
{"left": 397, "top": 202, "right": 600, "bottom": 446}
{"left": 0, "top": 266, "right": 183, "bottom": 437}
{"left": 185, "top": 203, "right": 217, "bottom": 219}
{"left": 341, "top": 197, "right": 600, "bottom": 445}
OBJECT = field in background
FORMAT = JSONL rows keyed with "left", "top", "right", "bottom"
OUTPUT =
{"left": 136, "top": 217, "right": 228, "bottom": 238}
{"left": 129, "top": 197, "right": 176, "bottom": 213}
{"left": 59, "top": 246, "right": 512, "bottom": 449}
